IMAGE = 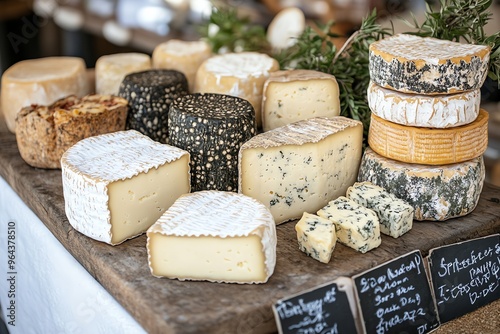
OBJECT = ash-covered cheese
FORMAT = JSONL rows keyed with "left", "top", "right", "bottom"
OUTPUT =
{"left": 358, "top": 148, "right": 485, "bottom": 221}
{"left": 346, "top": 181, "right": 413, "bottom": 238}
{"left": 262, "top": 69, "right": 340, "bottom": 132}
{"left": 369, "top": 34, "right": 490, "bottom": 94}
{"left": 239, "top": 116, "right": 363, "bottom": 224}
{"left": 61, "top": 130, "right": 190, "bottom": 245}
{"left": 295, "top": 212, "right": 336, "bottom": 263}
{"left": 317, "top": 196, "right": 381, "bottom": 254}
{"left": 118, "top": 69, "right": 188, "bottom": 143}
{"left": 367, "top": 81, "right": 481, "bottom": 128}
{"left": 147, "top": 191, "right": 276, "bottom": 284}
{"left": 168, "top": 93, "right": 256, "bottom": 192}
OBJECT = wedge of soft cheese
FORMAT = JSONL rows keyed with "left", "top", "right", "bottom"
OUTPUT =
{"left": 295, "top": 212, "right": 336, "bottom": 263}
{"left": 61, "top": 130, "right": 190, "bottom": 245}
{"left": 147, "top": 191, "right": 276, "bottom": 284}
{"left": 239, "top": 116, "right": 363, "bottom": 224}
{"left": 317, "top": 196, "right": 381, "bottom": 253}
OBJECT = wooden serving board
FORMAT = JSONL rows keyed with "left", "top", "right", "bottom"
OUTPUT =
{"left": 1, "top": 121, "right": 499, "bottom": 333}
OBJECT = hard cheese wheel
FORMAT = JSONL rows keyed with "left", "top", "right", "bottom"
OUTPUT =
{"left": 358, "top": 148, "right": 485, "bottom": 221}
{"left": 369, "top": 34, "right": 490, "bottom": 94}
{"left": 367, "top": 81, "right": 481, "bottom": 128}
{"left": 1, "top": 57, "right": 89, "bottom": 133}
{"left": 368, "top": 109, "right": 488, "bottom": 165}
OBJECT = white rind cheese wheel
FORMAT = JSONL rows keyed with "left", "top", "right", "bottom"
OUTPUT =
{"left": 357, "top": 148, "right": 485, "bottom": 221}
{"left": 262, "top": 69, "right": 340, "bottom": 132}
{"left": 147, "top": 191, "right": 277, "bottom": 284}
{"left": 266, "top": 7, "right": 305, "bottom": 50}
{"left": 1, "top": 57, "right": 89, "bottom": 133}
{"left": 368, "top": 109, "right": 489, "bottom": 165}
{"left": 367, "top": 81, "right": 481, "bottom": 128}
{"left": 369, "top": 34, "right": 490, "bottom": 94}
{"left": 95, "top": 53, "right": 151, "bottom": 95}
{"left": 61, "top": 130, "right": 191, "bottom": 245}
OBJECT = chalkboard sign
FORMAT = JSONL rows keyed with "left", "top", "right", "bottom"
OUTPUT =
{"left": 353, "top": 250, "right": 439, "bottom": 334}
{"left": 427, "top": 234, "right": 500, "bottom": 324}
{"left": 273, "top": 277, "right": 359, "bottom": 334}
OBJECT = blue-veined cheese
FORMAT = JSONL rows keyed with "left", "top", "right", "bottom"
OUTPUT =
{"left": 295, "top": 212, "right": 336, "bottom": 263}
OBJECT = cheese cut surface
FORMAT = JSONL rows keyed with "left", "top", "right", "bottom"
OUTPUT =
{"left": 239, "top": 116, "right": 363, "bottom": 224}
{"left": 357, "top": 148, "right": 485, "bottom": 221}
{"left": 61, "top": 130, "right": 190, "bottom": 245}
{"left": 147, "top": 191, "right": 276, "bottom": 284}
{"left": 295, "top": 212, "right": 336, "bottom": 263}
{"left": 346, "top": 181, "right": 413, "bottom": 238}
{"left": 262, "top": 69, "right": 340, "bottom": 131}
{"left": 367, "top": 81, "right": 481, "bottom": 128}
{"left": 368, "top": 109, "right": 488, "bottom": 165}
{"left": 194, "top": 52, "right": 279, "bottom": 128}
{"left": 317, "top": 196, "right": 381, "bottom": 253}
{"left": 1, "top": 57, "right": 89, "bottom": 133}
{"left": 369, "top": 34, "right": 490, "bottom": 94}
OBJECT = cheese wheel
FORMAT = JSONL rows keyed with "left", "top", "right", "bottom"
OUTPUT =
{"left": 369, "top": 34, "right": 490, "bottom": 94}
{"left": 194, "top": 52, "right": 279, "bottom": 128}
{"left": 266, "top": 7, "right": 305, "bottom": 50}
{"left": 1, "top": 57, "right": 89, "bottom": 133}
{"left": 152, "top": 39, "right": 212, "bottom": 92}
{"left": 95, "top": 53, "right": 151, "bottom": 95}
{"left": 368, "top": 109, "right": 488, "bottom": 165}
{"left": 358, "top": 148, "right": 485, "bottom": 221}
{"left": 367, "top": 81, "right": 481, "bottom": 128}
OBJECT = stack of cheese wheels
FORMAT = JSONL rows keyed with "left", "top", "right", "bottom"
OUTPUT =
{"left": 360, "top": 34, "right": 491, "bottom": 221}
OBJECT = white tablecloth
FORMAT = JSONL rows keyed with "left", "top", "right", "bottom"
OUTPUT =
{"left": 0, "top": 177, "right": 146, "bottom": 334}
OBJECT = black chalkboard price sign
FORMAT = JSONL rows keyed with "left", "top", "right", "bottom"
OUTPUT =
{"left": 273, "top": 277, "right": 358, "bottom": 334}
{"left": 427, "top": 234, "right": 500, "bottom": 324}
{"left": 353, "top": 250, "right": 439, "bottom": 334}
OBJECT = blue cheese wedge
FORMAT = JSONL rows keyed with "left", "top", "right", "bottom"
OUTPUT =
{"left": 295, "top": 212, "right": 336, "bottom": 263}
{"left": 346, "top": 182, "right": 413, "bottom": 238}
{"left": 317, "top": 197, "right": 381, "bottom": 253}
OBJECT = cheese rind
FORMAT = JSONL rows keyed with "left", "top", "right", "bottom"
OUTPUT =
{"left": 357, "top": 148, "right": 485, "bottom": 221}
{"left": 239, "top": 117, "right": 363, "bottom": 224}
{"left": 317, "top": 196, "right": 381, "bottom": 253}
{"left": 346, "top": 182, "right": 413, "bottom": 238}
{"left": 61, "top": 130, "right": 191, "bottom": 245}
{"left": 262, "top": 69, "right": 341, "bottom": 132}
{"left": 368, "top": 109, "right": 488, "bottom": 165}
{"left": 266, "top": 7, "right": 305, "bottom": 50}
{"left": 367, "top": 81, "right": 481, "bottom": 128}
{"left": 146, "top": 191, "right": 276, "bottom": 284}
{"left": 295, "top": 212, "right": 336, "bottom": 263}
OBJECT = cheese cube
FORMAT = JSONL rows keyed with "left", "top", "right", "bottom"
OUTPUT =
{"left": 295, "top": 212, "right": 336, "bottom": 263}
{"left": 147, "top": 191, "right": 277, "bottom": 284}
{"left": 317, "top": 196, "right": 381, "bottom": 253}
{"left": 346, "top": 182, "right": 413, "bottom": 238}
{"left": 61, "top": 130, "right": 190, "bottom": 245}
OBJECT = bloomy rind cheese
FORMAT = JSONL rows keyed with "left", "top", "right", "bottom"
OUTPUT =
{"left": 369, "top": 34, "right": 490, "bottom": 94}
{"left": 368, "top": 109, "right": 488, "bottom": 165}
{"left": 367, "top": 81, "right": 481, "bottom": 128}
{"left": 357, "top": 148, "right": 485, "bottom": 221}
{"left": 295, "top": 212, "right": 336, "bottom": 263}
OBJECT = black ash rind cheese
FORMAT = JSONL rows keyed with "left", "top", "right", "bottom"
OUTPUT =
{"left": 168, "top": 93, "right": 256, "bottom": 192}
{"left": 118, "top": 69, "right": 188, "bottom": 143}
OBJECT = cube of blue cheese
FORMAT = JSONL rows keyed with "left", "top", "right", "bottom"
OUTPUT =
{"left": 317, "top": 196, "right": 381, "bottom": 253}
{"left": 346, "top": 181, "right": 414, "bottom": 238}
{"left": 295, "top": 212, "right": 336, "bottom": 263}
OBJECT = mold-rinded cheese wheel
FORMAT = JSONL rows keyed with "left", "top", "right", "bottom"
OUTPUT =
{"left": 266, "top": 7, "right": 305, "bottom": 50}
{"left": 367, "top": 81, "right": 481, "bottom": 128}
{"left": 61, "top": 130, "right": 191, "bottom": 245}
{"left": 357, "top": 148, "right": 485, "bottom": 221}
{"left": 152, "top": 39, "right": 212, "bottom": 92}
{"left": 168, "top": 93, "right": 256, "bottom": 192}
{"left": 262, "top": 69, "right": 340, "bottom": 132}
{"left": 194, "top": 52, "right": 279, "bottom": 128}
{"left": 16, "top": 95, "right": 128, "bottom": 169}
{"left": 368, "top": 109, "right": 488, "bottom": 165}
{"left": 147, "top": 191, "right": 276, "bottom": 284}
{"left": 295, "top": 212, "right": 336, "bottom": 263}
{"left": 95, "top": 53, "right": 151, "bottom": 95}
{"left": 369, "top": 34, "right": 490, "bottom": 94}
{"left": 239, "top": 116, "right": 363, "bottom": 224}
{"left": 1, "top": 57, "right": 89, "bottom": 133}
